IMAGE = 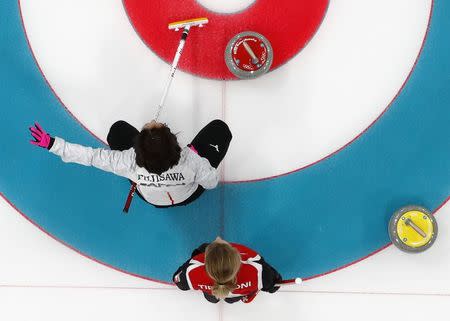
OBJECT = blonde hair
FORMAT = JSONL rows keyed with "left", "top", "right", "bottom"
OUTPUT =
{"left": 205, "top": 241, "right": 241, "bottom": 300}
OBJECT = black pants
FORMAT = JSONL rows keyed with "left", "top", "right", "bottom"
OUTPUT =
{"left": 107, "top": 120, "right": 232, "bottom": 207}
{"left": 203, "top": 292, "right": 242, "bottom": 304}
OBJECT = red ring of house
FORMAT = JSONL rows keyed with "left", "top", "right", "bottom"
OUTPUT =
{"left": 123, "top": 0, "right": 329, "bottom": 79}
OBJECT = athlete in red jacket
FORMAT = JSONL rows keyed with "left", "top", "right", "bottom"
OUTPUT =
{"left": 173, "top": 237, "right": 282, "bottom": 304}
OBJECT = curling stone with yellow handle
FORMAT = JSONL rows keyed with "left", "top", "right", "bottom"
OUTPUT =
{"left": 388, "top": 205, "right": 438, "bottom": 253}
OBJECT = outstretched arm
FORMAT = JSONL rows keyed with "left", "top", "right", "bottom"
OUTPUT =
{"left": 29, "top": 123, "right": 136, "bottom": 179}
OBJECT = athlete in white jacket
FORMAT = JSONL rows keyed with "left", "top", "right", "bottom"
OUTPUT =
{"left": 29, "top": 120, "right": 232, "bottom": 208}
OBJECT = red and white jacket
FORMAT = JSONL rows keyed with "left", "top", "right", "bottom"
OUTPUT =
{"left": 173, "top": 243, "right": 281, "bottom": 303}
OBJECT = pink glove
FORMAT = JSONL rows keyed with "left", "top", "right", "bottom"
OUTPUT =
{"left": 29, "top": 122, "right": 53, "bottom": 149}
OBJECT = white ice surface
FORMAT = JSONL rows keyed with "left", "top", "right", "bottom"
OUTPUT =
{"left": 20, "top": 0, "right": 432, "bottom": 181}
{"left": 6, "top": 1, "right": 448, "bottom": 320}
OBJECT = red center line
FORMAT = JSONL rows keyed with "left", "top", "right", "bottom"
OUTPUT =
{"left": 2, "top": 284, "right": 449, "bottom": 298}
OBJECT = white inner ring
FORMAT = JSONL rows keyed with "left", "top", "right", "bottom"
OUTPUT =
{"left": 19, "top": 0, "right": 432, "bottom": 181}
{"left": 195, "top": 0, "right": 256, "bottom": 14}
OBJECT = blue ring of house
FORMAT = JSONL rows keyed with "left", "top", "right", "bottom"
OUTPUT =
{"left": 0, "top": 0, "right": 449, "bottom": 283}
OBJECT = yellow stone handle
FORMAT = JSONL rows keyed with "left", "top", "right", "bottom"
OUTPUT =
{"left": 405, "top": 218, "right": 427, "bottom": 238}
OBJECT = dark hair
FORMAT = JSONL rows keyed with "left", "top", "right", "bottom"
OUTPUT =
{"left": 134, "top": 125, "right": 181, "bottom": 175}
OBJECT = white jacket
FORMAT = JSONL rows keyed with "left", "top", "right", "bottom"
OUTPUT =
{"left": 50, "top": 137, "right": 219, "bottom": 206}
